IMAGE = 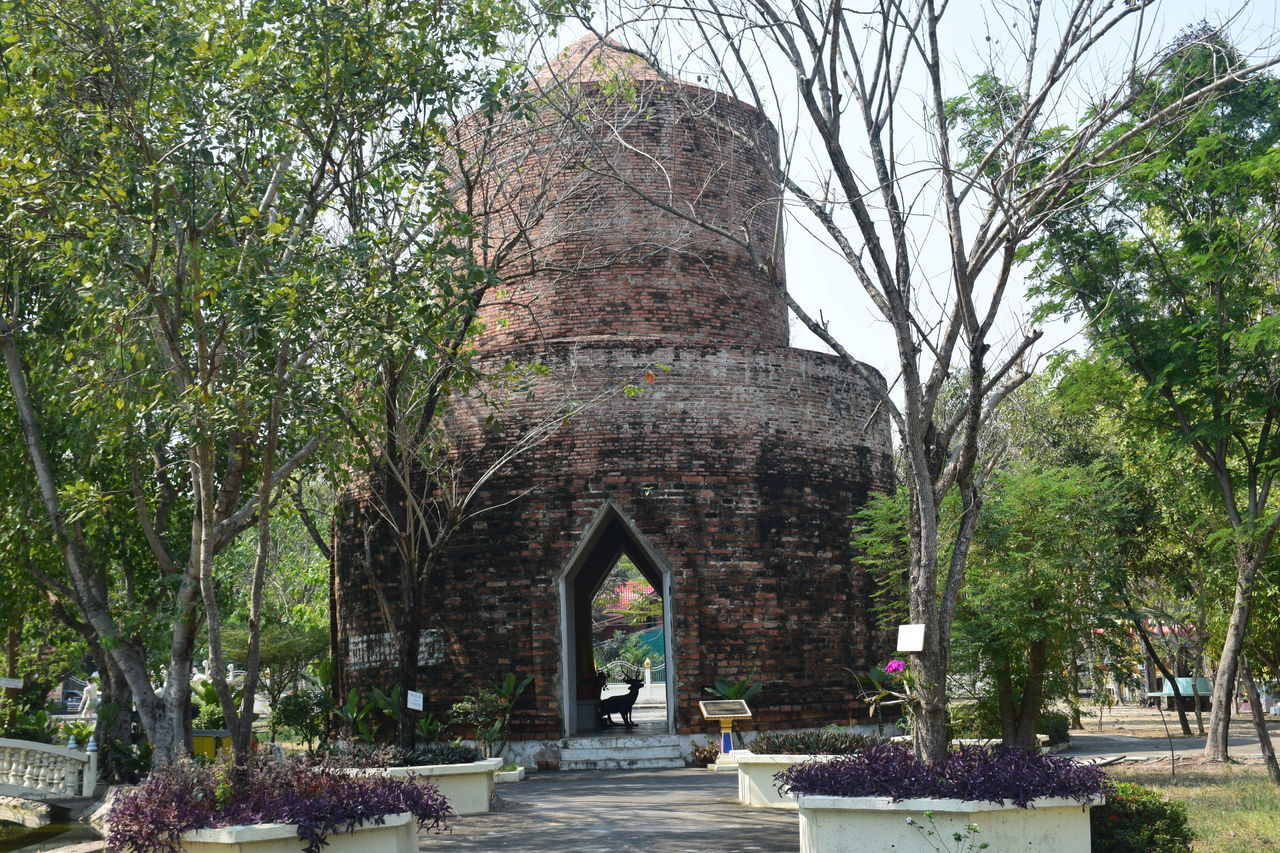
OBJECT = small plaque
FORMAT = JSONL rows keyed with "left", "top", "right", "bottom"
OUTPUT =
{"left": 0, "top": 677, "right": 22, "bottom": 690}
{"left": 407, "top": 690, "right": 424, "bottom": 711}
{"left": 699, "top": 699, "right": 752, "bottom": 719}
{"left": 897, "top": 624, "right": 925, "bottom": 653}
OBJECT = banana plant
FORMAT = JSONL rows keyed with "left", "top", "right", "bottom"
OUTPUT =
{"left": 333, "top": 688, "right": 376, "bottom": 743}
{"left": 705, "top": 667, "right": 763, "bottom": 703}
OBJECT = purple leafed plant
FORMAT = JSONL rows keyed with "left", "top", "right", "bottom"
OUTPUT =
{"left": 776, "top": 743, "right": 1110, "bottom": 808}
{"left": 107, "top": 755, "right": 451, "bottom": 853}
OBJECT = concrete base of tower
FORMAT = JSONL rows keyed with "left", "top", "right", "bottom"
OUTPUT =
{"left": 501, "top": 725, "right": 885, "bottom": 772}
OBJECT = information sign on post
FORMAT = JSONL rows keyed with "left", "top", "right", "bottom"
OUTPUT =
{"left": 0, "top": 677, "right": 22, "bottom": 690}
{"left": 897, "top": 624, "right": 925, "bottom": 653}
{"left": 698, "top": 699, "right": 752, "bottom": 755}
{"left": 407, "top": 690, "right": 424, "bottom": 711}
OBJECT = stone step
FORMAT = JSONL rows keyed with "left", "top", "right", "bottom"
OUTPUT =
{"left": 559, "top": 734, "right": 685, "bottom": 770}
{"left": 559, "top": 756, "right": 686, "bottom": 770}
{"left": 560, "top": 732, "right": 680, "bottom": 742}
{"left": 559, "top": 745, "right": 682, "bottom": 761}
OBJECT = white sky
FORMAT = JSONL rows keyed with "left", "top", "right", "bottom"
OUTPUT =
{"left": 547, "top": 1, "right": 1279, "bottom": 391}
{"left": 777, "top": 0, "right": 1280, "bottom": 386}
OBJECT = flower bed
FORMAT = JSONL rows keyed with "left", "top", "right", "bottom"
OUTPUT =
{"left": 347, "top": 757, "right": 502, "bottom": 815}
{"left": 180, "top": 812, "right": 416, "bottom": 853}
{"left": 778, "top": 744, "right": 1108, "bottom": 853}
{"left": 737, "top": 752, "right": 834, "bottom": 809}
{"left": 738, "top": 730, "right": 875, "bottom": 809}
{"left": 107, "top": 757, "right": 449, "bottom": 853}
{"left": 333, "top": 741, "right": 500, "bottom": 816}
{"left": 795, "top": 794, "right": 1101, "bottom": 853}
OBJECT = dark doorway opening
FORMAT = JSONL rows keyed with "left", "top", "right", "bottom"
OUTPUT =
{"left": 560, "top": 504, "right": 673, "bottom": 735}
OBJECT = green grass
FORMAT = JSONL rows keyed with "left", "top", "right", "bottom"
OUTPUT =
{"left": 1108, "top": 766, "right": 1280, "bottom": 851}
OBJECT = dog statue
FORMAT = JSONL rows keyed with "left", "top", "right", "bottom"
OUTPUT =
{"left": 597, "top": 676, "right": 645, "bottom": 729}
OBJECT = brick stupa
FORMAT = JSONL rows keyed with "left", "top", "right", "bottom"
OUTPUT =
{"left": 332, "top": 36, "right": 894, "bottom": 761}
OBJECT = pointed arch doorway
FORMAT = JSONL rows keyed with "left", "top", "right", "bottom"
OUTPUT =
{"left": 560, "top": 502, "right": 676, "bottom": 735}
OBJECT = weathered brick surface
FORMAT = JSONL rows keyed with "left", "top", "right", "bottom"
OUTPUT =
{"left": 465, "top": 64, "right": 787, "bottom": 353}
{"left": 333, "top": 38, "right": 894, "bottom": 740}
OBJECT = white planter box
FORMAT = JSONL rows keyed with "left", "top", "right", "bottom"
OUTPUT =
{"left": 796, "top": 795, "right": 1102, "bottom": 853}
{"left": 350, "top": 757, "right": 501, "bottom": 815}
{"left": 180, "top": 811, "right": 415, "bottom": 853}
{"left": 494, "top": 766, "right": 526, "bottom": 783}
{"left": 736, "top": 753, "right": 836, "bottom": 809}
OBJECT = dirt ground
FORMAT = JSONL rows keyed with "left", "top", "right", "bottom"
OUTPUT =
{"left": 1079, "top": 702, "right": 1280, "bottom": 776}
{"left": 1083, "top": 701, "right": 1280, "bottom": 740}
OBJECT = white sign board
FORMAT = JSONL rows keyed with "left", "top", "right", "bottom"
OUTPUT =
{"left": 897, "top": 624, "right": 925, "bottom": 653}
{"left": 0, "top": 677, "right": 22, "bottom": 690}
{"left": 407, "top": 690, "right": 424, "bottom": 711}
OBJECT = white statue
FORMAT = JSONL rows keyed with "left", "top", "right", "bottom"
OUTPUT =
{"left": 78, "top": 677, "right": 100, "bottom": 717}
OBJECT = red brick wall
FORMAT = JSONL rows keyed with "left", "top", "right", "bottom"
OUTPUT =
{"left": 333, "top": 342, "right": 894, "bottom": 736}
{"left": 465, "top": 79, "right": 789, "bottom": 353}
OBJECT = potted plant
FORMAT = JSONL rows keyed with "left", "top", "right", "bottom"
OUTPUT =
{"left": 736, "top": 729, "right": 875, "bottom": 809}
{"left": 494, "top": 760, "right": 526, "bottom": 783}
{"left": 777, "top": 743, "right": 1108, "bottom": 853}
{"left": 106, "top": 755, "right": 449, "bottom": 853}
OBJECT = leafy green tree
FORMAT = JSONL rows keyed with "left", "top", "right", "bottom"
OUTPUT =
{"left": 213, "top": 496, "right": 331, "bottom": 707}
{"left": 956, "top": 461, "right": 1135, "bottom": 748}
{"left": 0, "top": 327, "right": 179, "bottom": 765}
{"left": 1033, "top": 31, "right": 1280, "bottom": 761}
{"left": 860, "top": 374, "right": 1149, "bottom": 746}
{"left": 0, "top": 0, "right": 557, "bottom": 765}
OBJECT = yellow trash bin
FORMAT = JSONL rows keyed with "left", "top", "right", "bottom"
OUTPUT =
{"left": 191, "top": 729, "right": 232, "bottom": 759}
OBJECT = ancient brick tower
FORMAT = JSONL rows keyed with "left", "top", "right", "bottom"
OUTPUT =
{"left": 332, "top": 37, "right": 894, "bottom": 755}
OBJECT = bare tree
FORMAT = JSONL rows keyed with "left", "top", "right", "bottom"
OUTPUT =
{"left": 536, "top": 4, "right": 1278, "bottom": 761}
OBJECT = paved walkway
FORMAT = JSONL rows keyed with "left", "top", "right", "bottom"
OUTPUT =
{"left": 1065, "top": 729, "right": 1271, "bottom": 761}
{"left": 421, "top": 722, "right": 1280, "bottom": 852}
{"left": 423, "top": 768, "right": 799, "bottom": 852}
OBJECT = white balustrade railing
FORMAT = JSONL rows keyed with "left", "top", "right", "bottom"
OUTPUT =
{"left": 599, "top": 658, "right": 666, "bottom": 684}
{"left": 0, "top": 738, "right": 97, "bottom": 798}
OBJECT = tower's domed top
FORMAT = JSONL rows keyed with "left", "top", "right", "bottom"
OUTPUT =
{"left": 533, "top": 35, "right": 666, "bottom": 87}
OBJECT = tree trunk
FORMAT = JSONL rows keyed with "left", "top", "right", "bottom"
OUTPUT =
{"left": 1191, "top": 654, "right": 1206, "bottom": 736}
{"left": 229, "top": 349, "right": 286, "bottom": 762}
{"left": 98, "top": 655, "right": 136, "bottom": 780}
{"left": 911, "top": 651, "right": 949, "bottom": 764}
{"left": 1241, "top": 657, "right": 1280, "bottom": 786}
{"left": 906, "top": 479, "right": 951, "bottom": 765}
{"left": 1068, "top": 651, "right": 1083, "bottom": 729}
{"left": 2, "top": 324, "right": 192, "bottom": 766}
{"left": 1131, "top": 615, "right": 1193, "bottom": 736}
{"left": 45, "top": 602, "right": 135, "bottom": 778}
{"left": 1013, "top": 638, "right": 1048, "bottom": 750}
{"left": 995, "top": 660, "right": 1017, "bottom": 745}
{"left": 4, "top": 626, "right": 18, "bottom": 729}
{"left": 396, "top": 603, "right": 421, "bottom": 755}
{"left": 1204, "top": 547, "right": 1259, "bottom": 760}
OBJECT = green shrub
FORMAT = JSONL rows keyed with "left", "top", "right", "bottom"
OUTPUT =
{"left": 747, "top": 729, "right": 875, "bottom": 755}
{"left": 947, "top": 704, "right": 1072, "bottom": 747}
{"left": 947, "top": 703, "right": 1000, "bottom": 740}
{"left": 1039, "top": 709, "right": 1071, "bottom": 747}
{"left": 1091, "top": 781, "right": 1193, "bottom": 853}
{"left": 414, "top": 712, "right": 446, "bottom": 744}
{"left": 270, "top": 690, "right": 327, "bottom": 748}
{"left": 404, "top": 740, "right": 483, "bottom": 766}
{"left": 449, "top": 673, "right": 531, "bottom": 758}
{"left": 194, "top": 702, "right": 226, "bottom": 731}
{"left": 60, "top": 719, "right": 96, "bottom": 748}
